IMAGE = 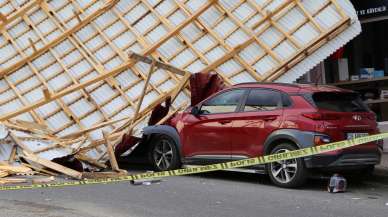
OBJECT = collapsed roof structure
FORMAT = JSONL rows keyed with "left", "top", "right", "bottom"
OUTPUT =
{"left": 0, "top": 0, "right": 361, "bottom": 180}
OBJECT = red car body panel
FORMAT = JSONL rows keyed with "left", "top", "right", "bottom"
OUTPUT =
{"left": 168, "top": 83, "right": 381, "bottom": 166}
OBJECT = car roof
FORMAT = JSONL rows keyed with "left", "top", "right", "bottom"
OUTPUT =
{"left": 232, "top": 82, "right": 353, "bottom": 94}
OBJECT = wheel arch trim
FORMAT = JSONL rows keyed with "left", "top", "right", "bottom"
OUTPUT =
{"left": 263, "top": 129, "right": 317, "bottom": 154}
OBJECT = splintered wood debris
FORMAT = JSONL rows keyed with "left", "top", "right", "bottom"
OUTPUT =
{"left": 0, "top": 0, "right": 361, "bottom": 184}
{"left": 0, "top": 52, "right": 190, "bottom": 183}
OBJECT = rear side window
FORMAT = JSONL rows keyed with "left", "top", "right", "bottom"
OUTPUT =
{"left": 311, "top": 92, "right": 369, "bottom": 112}
{"left": 243, "top": 89, "right": 282, "bottom": 112}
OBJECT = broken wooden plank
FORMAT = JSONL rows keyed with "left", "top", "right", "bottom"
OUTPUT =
{"left": 0, "top": 13, "right": 7, "bottom": 23}
{"left": 0, "top": 170, "right": 9, "bottom": 178}
{"left": 22, "top": 153, "right": 82, "bottom": 180}
{"left": 8, "top": 145, "right": 17, "bottom": 163}
{"left": 82, "top": 171, "right": 127, "bottom": 179}
{"left": 32, "top": 176, "right": 55, "bottom": 184}
{"left": 0, "top": 178, "right": 28, "bottom": 184}
{"left": 132, "top": 60, "right": 156, "bottom": 125}
{"left": 129, "top": 52, "right": 187, "bottom": 76}
{"left": 21, "top": 163, "right": 58, "bottom": 176}
{"left": 75, "top": 154, "right": 107, "bottom": 169}
{"left": 0, "top": 164, "right": 32, "bottom": 174}
{"left": 102, "top": 131, "right": 119, "bottom": 172}
{"left": 42, "top": 87, "right": 51, "bottom": 100}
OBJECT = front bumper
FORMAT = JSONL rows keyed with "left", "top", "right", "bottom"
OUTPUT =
{"left": 304, "top": 151, "right": 381, "bottom": 169}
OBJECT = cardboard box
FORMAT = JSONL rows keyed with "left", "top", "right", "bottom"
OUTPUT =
{"left": 351, "top": 75, "right": 359, "bottom": 81}
{"left": 360, "top": 68, "right": 374, "bottom": 79}
{"left": 381, "top": 90, "right": 388, "bottom": 99}
{"left": 373, "top": 70, "right": 385, "bottom": 78}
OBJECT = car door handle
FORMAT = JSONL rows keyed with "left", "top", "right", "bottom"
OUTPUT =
{"left": 263, "top": 116, "right": 278, "bottom": 121}
{"left": 218, "top": 120, "right": 232, "bottom": 125}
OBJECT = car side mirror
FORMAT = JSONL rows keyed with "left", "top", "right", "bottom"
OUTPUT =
{"left": 191, "top": 106, "right": 200, "bottom": 116}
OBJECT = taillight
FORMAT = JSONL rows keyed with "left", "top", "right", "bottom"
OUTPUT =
{"left": 302, "top": 112, "right": 339, "bottom": 120}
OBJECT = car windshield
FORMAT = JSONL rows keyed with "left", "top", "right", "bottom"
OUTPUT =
{"left": 311, "top": 92, "right": 369, "bottom": 112}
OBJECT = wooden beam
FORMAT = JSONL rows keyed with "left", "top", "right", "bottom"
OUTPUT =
{"left": 0, "top": 12, "right": 7, "bottom": 23}
{"left": 0, "top": 178, "right": 29, "bottom": 184}
{"left": 0, "top": 164, "right": 32, "bottom": 174}
{"left": 8, "top": 145, "right": 17, "bottom": 163}
{"left": 28, "top": 38, "right": 37, "bottom": 52}
{"left": 129, "top": 52, "right": 186, "bottom": 76}
{"left": 32, "top": 176, "right": 55, "bottom": 184}
{"left": 82, "top": 171, "right": 127, "bottom": 179}
{"left": 22, "top": 152, "right": 83, "bottom": 179}
{"left": 170, "top": 71, "right": 191, "bottom": 102}
{"left": 21, "top": 162, "right": 58, "bottom": 176}
{"left": 102, "top": 131, "right": 119, "bottom": 172}
{"left": 75, "top": 154, "right": 107, "bottom": 169}
{"left": 132, "top": 60, "right": 156, "bottom": 124}
{"left": 42, "top": 87, "right": 51, "bottom": 100}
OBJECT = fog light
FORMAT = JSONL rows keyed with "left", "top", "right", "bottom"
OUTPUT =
{"left": 314, "top": 135, "right": 331, "bottom": 145}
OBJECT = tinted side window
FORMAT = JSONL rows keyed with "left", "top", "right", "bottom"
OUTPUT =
{"left": 282, "top": 93, "right": 292, "bottom": 107}
{"left": 243, "top": 89, "right": 282, "bottom": 112}
{"left": 201, "top": 89, "right": 245, "bottom": 114}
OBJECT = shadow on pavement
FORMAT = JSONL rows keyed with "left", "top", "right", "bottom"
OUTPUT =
{"left": 119, "top": 162, "right": 388, "bottom": 192}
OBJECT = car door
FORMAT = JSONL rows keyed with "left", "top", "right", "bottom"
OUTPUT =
{"left": 181, "top": 89, "right": 247, "bottom": 161}
{"left": 231, "top": 88, "right": 285, "bottom": 158}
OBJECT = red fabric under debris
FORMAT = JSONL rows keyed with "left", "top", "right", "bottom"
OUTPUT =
{"left": 148, "top": 96, "right": 172, "bottom": 126}
{"left": 190, "top": 72, "right": 226, "bottom": 106}
{"left": 330, "top": 47, "right": 345, "bottom": 60}
{"left": 114, "top": 133, "right": 141, "bottom": 158}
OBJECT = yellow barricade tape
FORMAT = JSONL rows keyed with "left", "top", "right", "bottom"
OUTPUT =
{"left": 1, "top": 133, "right": 388, "bottom": 191}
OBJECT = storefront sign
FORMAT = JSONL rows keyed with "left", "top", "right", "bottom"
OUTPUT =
{"left": 352, "top": 0, "right": 388, "bottom": 19}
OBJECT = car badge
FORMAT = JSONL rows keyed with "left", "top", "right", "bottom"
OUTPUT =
{"left": 352, "top": 115, "right": 362, "bottom": 121}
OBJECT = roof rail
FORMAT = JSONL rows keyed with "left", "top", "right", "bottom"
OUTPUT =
{"left": 234, "top": 82, "right": 301, "bottom": 88}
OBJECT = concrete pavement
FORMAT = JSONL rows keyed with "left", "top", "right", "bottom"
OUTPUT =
{"left": 1, "top": 169, "right": 388, "bottom": 217}
{"left": 0, "top": 154, "right": 387, "bottom": 217}
{"left": 378, "top": 153, "right": 388, "bottom": 170}
{"left": 374, "top": 153, "right": 388, "bottom": 182}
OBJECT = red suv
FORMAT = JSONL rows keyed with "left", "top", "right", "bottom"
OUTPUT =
{"left": 142, "top": 83, "right": 382, "bottom": 187}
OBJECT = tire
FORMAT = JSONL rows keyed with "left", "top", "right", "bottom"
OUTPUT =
{"left": 148, "top": 135, "right": 181, "bottom": 171}
{"left": 267, "top": 143, "right": 307, "bottom": 188}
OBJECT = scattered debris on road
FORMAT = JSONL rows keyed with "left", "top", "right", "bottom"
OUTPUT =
{"left": 328, "top": 174, "right": 347, "bottom": 193}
